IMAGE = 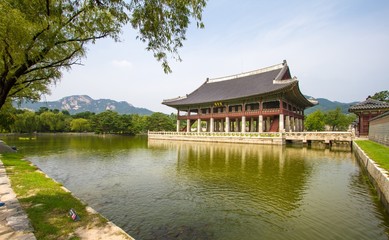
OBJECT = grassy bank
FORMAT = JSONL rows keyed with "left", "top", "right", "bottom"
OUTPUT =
{"left": 1, "top": 153, "right": 107, "bottom": 240}
{"left": 355, "top": 140, "right": 389, "bottom": 172}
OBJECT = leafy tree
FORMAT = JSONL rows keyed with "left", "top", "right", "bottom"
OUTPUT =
{"left": 118, "top": 114, "right": 134, "bottom": 134}
{"left": 147, "top": 112, "right": 175, "bottom": 131}
{"left": 36, "top": 107, "right": 50, "bottom": 115}
{"left": 371, "top": 90, "right": 389, "bottom": 102}
{"left": 12, "top": 110, "right": 38, "bottom": 133}
{"left": 91, "top": 110, "right": 122, "bottom": 134}
{"left": 0, "top": 0, "right": 206, "bottom": 110}
{"left": 70, "top": 118, "right": 91, "bottom": 132}
{"left": 325, "top": 108, "right": 355, "bottom": 131}
{"left": 61, "top": 110, "right": 70, "bottom": 116}
{"left": 129, "top": 114, "right": 148, "bottom": 134}
{"left": 304, "top": 110, "right": 325, "bottom": 131}
{"left": 39, "top": 111, "right": 69, "bottom": 132}
{"left": 0, "top": 102, "right": 16, "bottom": 132}
{"left": 72, "top": 111, "right": 95, "bottom": 119}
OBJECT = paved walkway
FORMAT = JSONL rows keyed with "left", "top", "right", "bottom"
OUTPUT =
{"left": 0, "top": 159, "right": 36, "bottom": 240}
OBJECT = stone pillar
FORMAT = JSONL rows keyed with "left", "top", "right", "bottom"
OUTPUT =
{"left": 176, "top": 119, "right": 180, "bottom": 132}
{"left": 210, "top": 118, "right": 214, "bottom": 133}
{"left": 290, "top": 117, "right": 295, "bottom": 132}
{"left": 301, "top": 118, "right": 305, "bottom": 131}
{"left": 258, "top": 115, "right": 263, "bottom": 133}
{"left": 285, "top": 116, "right": 290, "bottom": 132}
{"left": 266, "top": 117, "right": 271, "bottom": 132}
{"left": 279, "top": 114, "right": 284, "bottom": 132}
{"left": 197, "top": 119, "right": 201, "bottom": 133}
{"left": 186, "top": 119, "right": 190, "bottom": 132}
{"left": 225, "top": 116, "right": 230, "bottom": 132}
{"left": 241, "top": 116, "right": 246, "bottom": 133}
{"left": 236, "top": 118, "right": 240, "bottom": 132}
{"left": 299, "top": 118, "right": 303, "bottom": 131}
{"left": 295, "top": 118, "right": 300, "bottom": 132}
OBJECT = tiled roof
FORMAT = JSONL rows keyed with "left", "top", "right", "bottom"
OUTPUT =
{"left": 163, "top": 61, "right": 313, "bottom": 108}
{"left": 349, "top": 98, "right": 389, "bottom": 111}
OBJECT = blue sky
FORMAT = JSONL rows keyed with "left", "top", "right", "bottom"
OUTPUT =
{"left": 46, "top": 0, "right": 389, "bottom": 114}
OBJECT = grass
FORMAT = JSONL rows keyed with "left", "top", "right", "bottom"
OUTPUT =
{"left": 1, "top": 153, "right": 107, "bottom": 240}
{"left": 355, "top": 140, "right": 389, "bottom": 172}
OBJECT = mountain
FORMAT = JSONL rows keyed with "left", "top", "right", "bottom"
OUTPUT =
{"left": 304, "top": 96, "right": 358, "bottom": 115}
{"left": 15, "top": 95, "right": 153, "bottom": 115}
{"left": 14, "top": 95, "right": 356, "bottom": 116}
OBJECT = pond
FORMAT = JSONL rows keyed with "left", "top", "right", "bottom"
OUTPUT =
{"left": 2, "top": 134, "right": 389, "bottom": 239}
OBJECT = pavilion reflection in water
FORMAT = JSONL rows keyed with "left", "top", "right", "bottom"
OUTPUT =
{"left": 148, "top": 140, "right": 354, "bottom": 213}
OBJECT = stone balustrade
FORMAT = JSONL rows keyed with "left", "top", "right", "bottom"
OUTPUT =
{"left": 148, "top": 131, "right": 355, "bottom": 145}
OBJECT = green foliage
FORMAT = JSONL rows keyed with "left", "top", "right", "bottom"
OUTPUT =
{"left": 129, "top": 114, "right": 148, "bottom": 134}
{"left": 39, "top": 111, "right": 69, "bottom": 132}
{"left": 305, "top": 108, "right": 356, "bottom": 131}
{"left": 0, "top": 102, "right": 16, "bottom": 132}
{"left": 2, "top": 108, "right": 178, "bottom": 134}
{"left": 72, "top": 111, "right": 95, "bottom": 119}
{"left": 130, "top": 0, "right": 206, "bottom": 73}
{"left": 12, "top": 110, "right": 38, "bottom": 133}
{"left": 70, "top": 118, "right": 91, "bottom": 132}
{"left": 147, "top": 112, "right": 175, "bottom": 131}
{"left": 355, "top": 140, "right": 389, "bottom": 171}
{"left": 305, "top": 110, "right": 325, "bottom": 131}
{"left": 91, "top": 111, "right": 122, "bottom": 134}
{"left": 325, "top": 107, "right": 355, "bottom": 131}
{"left": 370, "top": 90, "right": 389, "bottom": 102}
{"left": 0, "top": 0, "right": 207, "bottom": 110}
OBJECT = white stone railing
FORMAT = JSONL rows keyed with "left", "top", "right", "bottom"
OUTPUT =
{"left": 148, "top": 131, "right": 354, "bottom": 142}
{"left": 283, "top": 131, "right": 354, "bottom": 142}
{"left": 148, "top": 131, "right": 282, "bottom": 138}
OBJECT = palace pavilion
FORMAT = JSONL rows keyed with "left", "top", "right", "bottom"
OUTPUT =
{"left": 348, "top": 97, "right": 389, "bottom": 136}
{"left": 163, "top": 60, "right": 316, "bottom": 133}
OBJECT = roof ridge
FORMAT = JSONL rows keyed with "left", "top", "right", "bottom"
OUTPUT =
{"left": 207, "top": 61, "right": 286, "bottom": 83}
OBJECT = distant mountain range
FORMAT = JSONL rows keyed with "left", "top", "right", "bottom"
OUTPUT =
{"left": 14, "top": 95, "right": 153, "bottom": 115}
{"left": 304, "top": 96, "right": 358, "bottom": 115}
{"left": 14, "top": 94, "right": 357, "bottom": 116}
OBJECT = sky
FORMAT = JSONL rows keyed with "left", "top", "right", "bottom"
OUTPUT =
{"left": 45, "top": 0, "right": 389, "bottom": 114}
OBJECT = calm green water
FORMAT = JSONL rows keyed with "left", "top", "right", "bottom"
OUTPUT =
{"left": 2, "top": 134, "right": 389, "bottom": 240}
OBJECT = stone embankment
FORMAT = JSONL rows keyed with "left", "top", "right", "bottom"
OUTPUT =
{"left": 0, "top": 141, "right": 134, "bottom": 240}
{"left": 353, "top": 141, "right": 389, "bottom": 214}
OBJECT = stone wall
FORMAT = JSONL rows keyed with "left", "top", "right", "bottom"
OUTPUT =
{"left": 353, "top": 142, "right": 389, "bottom": 214}
{"left": 369, "top": 111, "right": 389, "bottom": 146}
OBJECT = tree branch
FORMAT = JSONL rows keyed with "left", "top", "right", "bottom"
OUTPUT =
{"left": 23, "top": 46, "right": 83, "bottom": 76}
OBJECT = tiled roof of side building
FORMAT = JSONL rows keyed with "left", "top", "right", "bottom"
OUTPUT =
{"left": 162, "top": 61, "right": 311, "bottom": 107}
{"left": 349, "top": 98, "right": 389, "bottom": 111}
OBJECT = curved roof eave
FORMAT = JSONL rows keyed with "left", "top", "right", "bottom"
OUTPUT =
{"left": 163, "top": 82, "right": 297, "bottom": 108}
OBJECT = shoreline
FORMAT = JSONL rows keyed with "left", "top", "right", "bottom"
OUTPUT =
{"left": 353, "top": 141, "right": 389, "bottom": 214}
{"left": 0, "top": 151, "right": 135, "bottom": 240}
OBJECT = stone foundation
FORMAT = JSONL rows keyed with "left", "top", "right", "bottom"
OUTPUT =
{"left": 353, "top": 141, "right": 389, "bottom": 214}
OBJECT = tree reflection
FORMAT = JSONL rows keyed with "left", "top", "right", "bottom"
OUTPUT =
{"left": 148, "top": 140, "right": 326, "bottom": 213}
